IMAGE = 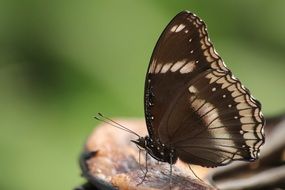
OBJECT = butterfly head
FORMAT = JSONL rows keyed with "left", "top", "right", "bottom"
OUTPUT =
{"left": 131, "top": 137, "right": 146, "bottom": 149}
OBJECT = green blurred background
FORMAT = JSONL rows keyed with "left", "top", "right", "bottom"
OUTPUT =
{"left": 0, "top": 1, "right": 284, "bottom": 189}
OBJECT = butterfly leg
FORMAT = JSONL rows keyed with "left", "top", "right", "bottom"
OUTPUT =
{"left": 169, "top": 152, "right": 173, "bottom": 188}
{"left": 137, "top": 151, "right": 149, "bottom": 186}
{"left": 138, "top": 149, "right": 147, "bottom": 175}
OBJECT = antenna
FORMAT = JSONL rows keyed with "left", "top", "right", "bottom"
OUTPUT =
{"left": 94, "top": 113, "right": 140, "bottom": 138}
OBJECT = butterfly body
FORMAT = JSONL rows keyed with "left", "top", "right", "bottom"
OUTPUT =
{"left": 133, "top": 10, "right": 264, "bottom": 168}
{"left": 133, "top": 136, "right": 178, "bottom": 164}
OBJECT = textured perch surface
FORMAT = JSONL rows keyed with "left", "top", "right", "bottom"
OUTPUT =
{"left": 79, "top": 119, "right": 214, "bottom": 190}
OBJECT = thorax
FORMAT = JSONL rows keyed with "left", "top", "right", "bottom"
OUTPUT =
{"left": 144, "top": 136, "right": 178, "bottom": 164}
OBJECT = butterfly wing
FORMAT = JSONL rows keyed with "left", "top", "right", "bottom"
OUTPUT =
{"left": 144, "top": 11, "right": 265, "bottom": 167}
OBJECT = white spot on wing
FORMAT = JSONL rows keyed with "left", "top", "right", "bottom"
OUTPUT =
{"left": 194, "top": 100, "right": 233, "bottom": 144}
{"left": 244, "top": 132, "right": 255, "bottom": 139}
{"left": 175, "top": 24, "right": 186, "bottom": 32}
{"left": 160, "top": 63, "right": 173, "bottom": 73}
{"left": 170, "top": 25, "right": 177, "bottom": 32}
{"left": 218, "top": 60, "right": 228, "bottom": 70}
{"left": 155, "top": 64, "right": 162, "bottom": 74}
{"left": 180, "top": 61, "right": 196, "bottom": 74}
{"left": 170, "top": 59, "right": 187, "bottom": 72}
{"left": 188, "top": 86, "right": 198, "bottom": 93}
{"left": 206, "top": 71, "right": 222, "bottom": 84}
{"left": 241, "top": 117, "right": 254, "bottom": 123}
{"left": 191, "top": 98, "right": 205, "bottom": 111}
{"left": 149, "top": 60, "right": 156, "bottom": 73}
{"left": 209, "top": 46, "right": 219, "bottom": 59}
{"left": 239, "top": 109, "right": 253, "bottom": 117}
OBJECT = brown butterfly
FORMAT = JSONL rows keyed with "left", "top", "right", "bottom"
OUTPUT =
{"left": 132, "top": 10, "right": 265, "bottom": 170}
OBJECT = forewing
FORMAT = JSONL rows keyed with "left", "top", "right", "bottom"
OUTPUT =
{"left": 145, "top": 11, "right": 227, "bottom": 138}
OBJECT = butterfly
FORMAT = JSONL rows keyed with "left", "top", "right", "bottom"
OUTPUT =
{"left": 131, "top": 10, "right": 265, "bottom": 170}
